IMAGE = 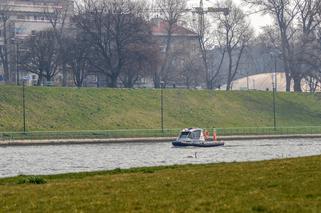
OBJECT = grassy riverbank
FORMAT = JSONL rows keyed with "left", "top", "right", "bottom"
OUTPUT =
{"left": 1, "top": 85, "right": 321, "bottom": 132}
{"left": 1, "top": 156, "right": 321, "bottom": 212}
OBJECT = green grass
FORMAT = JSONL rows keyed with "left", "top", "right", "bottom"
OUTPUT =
{"left": 1, "top": 85, "right": 321, "bottom": 132}
{"left": 1, "top": 156, "right": 321, "bottom": 212}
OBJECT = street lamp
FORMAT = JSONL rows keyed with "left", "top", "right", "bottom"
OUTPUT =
{"left": 16, "top": 42, "right": 20, "bottom": 86}
{"left": 22, "top": 76, "right": 30, "bottom": 133}
{"left": 270, "top": 51, "right": 280, "bottom": 130}
{"left": 160, "top": 81, "right": 165, "bottom": 133}
{"left": 272, "top": 76, "right": 276, "bottom": 130}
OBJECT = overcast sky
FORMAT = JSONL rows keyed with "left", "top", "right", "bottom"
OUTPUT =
{"left": 150, "top": 0, "right": 273, "bottom": 34}
{"left": 192, "top": 0, "right": 273, "bottom": 33}
{"left": 232, "top": 0, "right": 273, "bottom": 33}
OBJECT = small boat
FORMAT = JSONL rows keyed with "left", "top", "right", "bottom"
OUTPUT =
{"left": 172, "top": 128, "right": 224, "bottom": 147}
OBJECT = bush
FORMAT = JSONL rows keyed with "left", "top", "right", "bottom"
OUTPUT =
{"left": 17, "top": 176, "right": 47, "bottom": 184}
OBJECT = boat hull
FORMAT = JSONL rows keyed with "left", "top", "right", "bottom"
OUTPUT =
{"left": 172, "top": 141, "right": 224, "bottom": 147}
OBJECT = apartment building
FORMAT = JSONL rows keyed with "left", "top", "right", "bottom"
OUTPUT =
{"left": 0, "top": 0, "right": 73, "bottom": 84}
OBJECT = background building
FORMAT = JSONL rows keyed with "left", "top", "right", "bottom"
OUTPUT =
{"left": 0, "top": 0, "right": 73, "bottom": 84}
{"left": 149, "top": 18, "right": 202, "bottom": 88}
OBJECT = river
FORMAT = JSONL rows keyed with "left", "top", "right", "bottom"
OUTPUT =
{"left": 1, "top": 138, "right": 321, "bottom": 177}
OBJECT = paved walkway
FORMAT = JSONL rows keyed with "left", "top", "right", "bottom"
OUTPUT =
{"left": 1, "top": 134, "right": 321, "bottom": 146}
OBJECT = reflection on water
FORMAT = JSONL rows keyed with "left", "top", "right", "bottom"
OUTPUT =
{"left": 1, "top": 138, "right": 321, "bottom": 177}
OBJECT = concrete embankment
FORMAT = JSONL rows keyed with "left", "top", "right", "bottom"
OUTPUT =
{"left": 1, "top": 134, "right": 321, "bottom": 146}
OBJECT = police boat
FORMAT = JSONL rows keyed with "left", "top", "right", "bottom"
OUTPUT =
{"left": 172, "top": 128, "right": 224, "bottom": 147}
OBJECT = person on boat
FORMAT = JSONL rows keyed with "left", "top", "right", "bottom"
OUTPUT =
{"left": 213, "top": 128, "right": 217, "bottom": 141}
{"left": 204, "top": 130, "right": 209, "bottom": 140}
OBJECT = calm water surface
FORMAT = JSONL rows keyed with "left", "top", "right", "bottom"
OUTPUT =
{"left": 1, "top": 138, "right": 321, "bottom": 177}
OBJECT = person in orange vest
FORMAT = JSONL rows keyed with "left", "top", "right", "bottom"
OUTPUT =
{"left": 213, "top": 128, "right": 217, "bottom": 141}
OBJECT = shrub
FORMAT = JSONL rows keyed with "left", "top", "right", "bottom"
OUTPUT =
{"left": 17, "top": 176, "right": 47, "bottom": 184}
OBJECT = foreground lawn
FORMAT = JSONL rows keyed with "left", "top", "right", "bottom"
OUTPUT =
{"left": 1, "top": 156, "right": 321, "bottom": 212}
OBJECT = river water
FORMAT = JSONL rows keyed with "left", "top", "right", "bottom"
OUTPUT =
{"left": 1, "top": 138, "right": 321, "bottom": 178}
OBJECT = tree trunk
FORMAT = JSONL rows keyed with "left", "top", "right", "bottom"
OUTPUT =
{"left": 2, "top": 59, "right": 9, "bottom": 83}
{"left": 62, "top": 63, "right": 67, "bottom": 87}
{"left": 37, "top": 73, "right": 43, "bottom": 86}
{"left": 226, "top": 49, "right": 233, "bottom": 91}
{"left": 198, "top": 36, "right": 210, "bottom": 89}
{"left": 285, "top": 72, "right": 291, "bottom": 92}
{"left": 293, "top": 75, "right": 302, "bottom": 92}
{"left": 153, "top": 72, "right": 160, "bottom": 88}
{"left": 46, "top": 74, "right": 51, "bottom": 82}
{"left": 110, "top": 74, "right": 118, "bottom": 88}
{"left": 160, "top": 24, "right": 173, "bottom": 82}
{"left": 2, "top": 21, "right": 10, "bottom": 83}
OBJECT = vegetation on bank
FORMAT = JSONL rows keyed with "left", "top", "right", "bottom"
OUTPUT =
{"left": 1, "top": 156, "right": 321, "bottom": 212}
{"left": 1, "top": 85, "right": 321, "bottom": 132}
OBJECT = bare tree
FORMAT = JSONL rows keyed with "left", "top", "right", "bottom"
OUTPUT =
{"left": 63, "top": 33, "right": 91, "bottom": 87}
{"left": 44, "top": 0, "right": 73, "bottom": 86}
{"left": 293, "top": 0, "right": 321, "bottom": 92}
{"left": 156, "top": 0, "right": 187, "bottom": 87}
{"left": 0, "top": 1, "right": 11, "bottom": 83}
{"left": 214, "top": 0, "right": 253, "bottom": 91}
{"left": 75, "top": 0, "right": 153, "bottom": 88}
{"left": 120, "top": 42, "right": 160, "bottom": 88}
{"left": 243, "top": 0, "right": 300, "bottom": 92}
{"left": 21, "top": 30, "right": 60, "bottom": 86}
{"left": 188, "top": 14, "right": 221, "bottom": 89}
{"left": 207, "top": 45, "right": 226, "bottom": 89}
{"left": 180, "top": 52, "right": 204, "bottom": 89}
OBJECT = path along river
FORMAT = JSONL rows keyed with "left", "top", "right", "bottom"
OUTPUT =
{"left": 1, "top": 138, "right": 321, "bottom": 178}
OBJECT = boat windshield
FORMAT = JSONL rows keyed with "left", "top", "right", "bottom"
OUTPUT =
{"left": 179, "top": 132, "right": 190, "bottom": 139}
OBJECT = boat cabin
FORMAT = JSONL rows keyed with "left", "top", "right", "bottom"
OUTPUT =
{"left": 177, "top": 128, "right": 205, "bottom": 141}
{"left": 173, "top": 128, "right": 224, "bottom": 147}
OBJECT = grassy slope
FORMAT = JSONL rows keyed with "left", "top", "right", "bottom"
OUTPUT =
{"left": 1, "top": 156, "right": 321, "bottom": 212}
{"left": 1, "top": 85, "right": 321, "bottom": 132}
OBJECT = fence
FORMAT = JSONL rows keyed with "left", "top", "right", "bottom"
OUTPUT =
{"left": 1, "top": 126, "right": 321, "bottom": 141}
{"left": 215, "top": 126, "right": 321, "bottom": 136}
{"left": 0, "top": 129, "right": 181, "bottom": 141}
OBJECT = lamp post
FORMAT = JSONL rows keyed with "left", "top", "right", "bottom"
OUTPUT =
{"left": 272, "top": 76, "right": 276, "bottom": 130}
{"left": 270, "top": 52, "right": 279, "bottom": 130}
{"left": 22, "top": 78, "right": 26, "bottom": 133}
{"left": 160, "top": 81, "right": 165, "bottom": 133}
{"left": 16, "top": 42, "right": 20, "bottom": 86}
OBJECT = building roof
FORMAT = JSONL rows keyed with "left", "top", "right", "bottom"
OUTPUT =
{"left": 150, "top": 18, "right": 198, "bottom": 37}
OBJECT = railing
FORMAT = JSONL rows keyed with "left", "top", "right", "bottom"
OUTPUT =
{"left": 0, "top": 129, "right": 181, "bottom": 141}
{"left": 215, "top": 126, "right": 321, "bottom": 136}
{"left": 1, "top": 126, "right": 321, "bottom": 141}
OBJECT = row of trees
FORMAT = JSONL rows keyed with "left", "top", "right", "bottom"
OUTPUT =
{"left": 1, "top": 0, "right": 321, "bottom": 91}
{"left": 19, "top": 0, "right": 160, "bottom": 88}
{"left": 245, "top": 0, "right": 321, "bottom": 92}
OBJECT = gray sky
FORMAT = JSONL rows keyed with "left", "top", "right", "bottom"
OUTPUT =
{"left": 232, "top": 0, "right": 272, "bottom": 33}
{"left": 150, "top": 0, "right": 273, "bottom": 34}
{"left": 197, "top": 0, "right": 273, "bottom": 33}
{"left": 78, "top": 0, "right": 273, "bottom": 34}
